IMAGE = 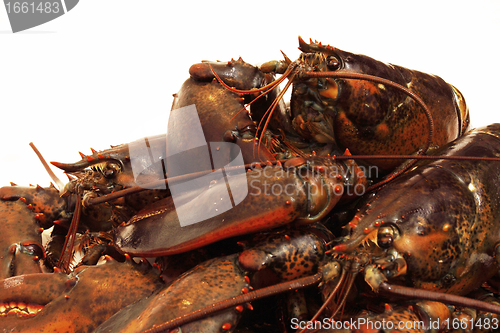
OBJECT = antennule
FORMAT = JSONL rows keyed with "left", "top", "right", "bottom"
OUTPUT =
{"left": 29, "top": 142, "right": 64, "bottom": 191}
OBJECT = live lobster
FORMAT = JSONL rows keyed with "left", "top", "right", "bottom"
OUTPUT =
{"left": 0, "top": 37, "right": 498, "bottom": 333}
{"left": 133, "top": 125, "right": 500, "bottom": 333}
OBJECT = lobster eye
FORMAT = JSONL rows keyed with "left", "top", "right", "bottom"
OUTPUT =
{"left": 377, "top": 225, "right": 398, "bottom": 248}
{"left": 326, "top": 56, "right": 340, "bottom": 71}
{"left": 20, "top": 242, "right": 45, "bottom": 259}
{"left": 102, "top": 161, "right": 121, "bottom": 179}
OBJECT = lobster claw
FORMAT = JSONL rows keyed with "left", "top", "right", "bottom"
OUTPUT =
{"left": 93, "top": 254, "right": 250, "bottom": 332}
{"left": 114, "top": 158, "right": 347, "bottom": 257}
{"left": 0, "top": 258, "right": 164, "bottom": 332}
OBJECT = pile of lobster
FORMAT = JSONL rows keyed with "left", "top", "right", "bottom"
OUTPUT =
{"left": 2, "top": 36, "right": 500, "bottom": 332}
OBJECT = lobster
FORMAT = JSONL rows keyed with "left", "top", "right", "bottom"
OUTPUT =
{"left": 332, "top": 124, "right": 500, "bottom": 296}
{"left": 312, "top": 123, "right": 500, "bottom": 332}
{"left": 103, "top": 38, "right": 496, "bottom": 331}
{"left": 311, "top": 291, "right": 500, "bottom": 333}
{"left": 143, "top": 125, "right": 500, "bottom": 333}
{"left": 193, "top": 37, "right": 469, "bottom": 171}
{"left": 44, "top": 62, "right": 370, "bottom": 261}
{"left": 0, "top": 37, "right": 491, "bottom": 333}
{"left": 92, "top": 224, "right": 332, "bottom": 332}
{"left": 3, "top": 36, "right": 464, "bottom": 270}
{"left": 111, "top": 36, "right": 473, "bottom": 258}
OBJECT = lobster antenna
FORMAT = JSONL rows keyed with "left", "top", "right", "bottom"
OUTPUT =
{"left": 57, "top": 193, "right": 82, "bottom": 273}
{"left": 29, "top": 142, "right": 64, "bottom": 191}
{"left": 83, "top": 152, "right": 500, "bottom": 207}
{"left": 84, "top": 160, "right": 286, "bottom": 206}
{"left": 209, "top": 62, "right": 298, "bottom": 158}
{"left": 254, "top": 74, "right": 296, "bottom": 159}
{"left": 327, "top": 269, "right": 358, "bottom": 319}
{"left": 331, "top": 154, "right": 500, "bottom": 162}
{"left": 379, "top": 282, "right": 500, "bottom": 314}
{"left": 140, "top": 270, "right": 500, "bottom": 333}
{"left": 300, "top": 261, "right": 361, "bottom": 333}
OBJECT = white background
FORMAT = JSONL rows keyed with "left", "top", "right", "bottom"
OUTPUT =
{"left": 1, "top": 0, "right": 499, "bottom": 187}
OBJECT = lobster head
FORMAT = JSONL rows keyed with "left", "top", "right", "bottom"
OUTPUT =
{"left": 331, "top": 126, "right": 500, "bottom": 295}
{"left": 289, "top": 36, "right": 470, "bottom": 172}
{"left": 51, "top": 134, "right": 169, "bottom": 190}
{"left": 333, "top": 171, "right": 468, "bottom": 293}
{"left": 51, "top": 134, "right": 171, "bottom": 218}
